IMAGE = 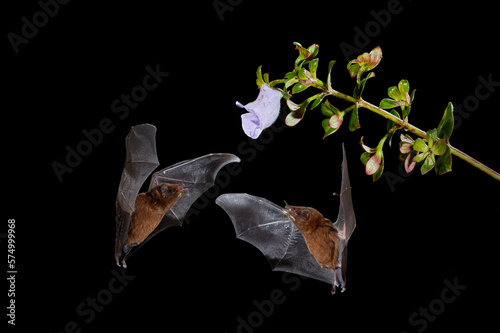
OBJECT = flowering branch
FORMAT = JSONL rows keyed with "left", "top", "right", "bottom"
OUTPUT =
{"left": 235, "top": 42, "right": 500, "bottom": 182}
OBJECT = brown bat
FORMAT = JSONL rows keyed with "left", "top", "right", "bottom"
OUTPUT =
{"left": 283, "top": 205, "right": 340, "bottom": 274}
{"left": 114, "top": 124, "right": 240, "bottom": 267}
{"left": 123, "top": 183, "right": 187, "bottom": 254}
{"left": 216, "top": 144, "right": 355, "bottom": 294}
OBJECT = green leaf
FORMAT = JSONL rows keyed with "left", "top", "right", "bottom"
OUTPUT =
{"left": 326, "top": 60, "right": 336, "bottom": 89}
{"left": 426, "top": 129, "right": 437, "bottom": 147}
{"left": 297, "top": 68, "right": 310, "bottom": 80}
{"left": 388, "top": 86, "right": 402, "bottom": 101}
{"left": 413, "top": 138, "right": 428, "bottom": 153}
{"left": 347, "top": 61, "right": 361, "bottom": 79}
{"left": 420, "top": 154, "right": 435, "bottom": 175}
{"left": 292, "top": 83, "right": 309, "bottom": 94}
{"left": 435, "top": 145, "right": 452, "bottom": 175}
{"left": 285, "top": 77, "right": 299, "bottom": 89}
{"left": 310, "top": 94, "right": 325, "bottom": 110}
{"left": 285, "top": 97, "right": 314, "bottom": 126}
{"left": 321, "top": 100, "right": 338, "bottom": 116}
{"left": 268, "top": 78, "right": 287, "bottom": 88}
{"left": 256, "top": 65, "right": 264, "bottom": 84}
{"left": 293, "top": 42, "right": 309, "bottom": 66}
{"left": 321, "top": 118, "right": 336, "bottom": 139}
{"left": 284, "top": 71, "right": 296, "bottom": 80}
{"left": 348, "top": 103, "right": 361, "bottom": 131}
{"left": 360, "top": 151, "right": 371, "bottom": 166}
{"left": 372, "top": 158, "right": 385, "bottom": 182}
{"left": 437, "top": 102, "right": 454, "bottom": 142}
{"left": 410, "top": 89, "right": 416, "bottom": 104}
{"left": 402, "top": 105, "right": 411, "bottom": 119}
{"left": 386, "top": 109, "right": 401, "bottom": 131}
{"left": 307, "top": 44, "right": 319, "bottom": 59}
{"left": 398, "top": 79, "right": 410, "bottom": 95}
{"left": 386, "top": 126, "right": 398, "bottom": 148}
{"left": 309, "top": 58, "right": 319, "bottom": 78}
{"left": 413, "top": 152, "right": 428, "bottom": 163}
{"left": 379, "top": 98, "right": 399, "bottom": 109}
{"left": 432, "top": 139, "right": 446, "bottom": 156}
{"left": 354, "top": 72, "right": 375, "bottom": 98}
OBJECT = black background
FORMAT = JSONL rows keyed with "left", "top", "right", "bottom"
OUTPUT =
{"left": 4, "top": 0, "right": 499, "bottom": 332}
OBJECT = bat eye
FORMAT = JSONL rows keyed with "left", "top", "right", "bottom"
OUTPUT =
{"left": 298, "top": 209, "right": 310, "bottom": 218}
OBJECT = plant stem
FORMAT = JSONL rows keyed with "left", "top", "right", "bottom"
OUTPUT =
{"left": 326, "top": 88, "right": 500, "bottom": 181}
{"left": 449, "top": 146, "right": 500, "bottom": 181}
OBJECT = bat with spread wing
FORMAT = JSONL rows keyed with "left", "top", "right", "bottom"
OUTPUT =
{"left": 216, "top": 144, "right": 355, "bottom": 294}
{"left": 115, "top": 124, "right": 240, "bottom": 267}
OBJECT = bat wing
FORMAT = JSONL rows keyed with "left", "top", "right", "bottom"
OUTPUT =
{"left": 216, "top": 193, "right": 335, "bottom": 286}
{"left": 115, "top": 124, "right": 159, "bottom": 266}
{"left": 126, "top": 153, "right": 240, "bottom": 258}
{"left": 332, "top": 143, "right": 356, "bottom": 291}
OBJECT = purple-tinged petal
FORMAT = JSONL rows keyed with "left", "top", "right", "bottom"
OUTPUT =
{"left": 241, "top": 113, "right": 261, "bottom": 139}
{"left": 236, "top": 84, "right": 282, "bottom": 139}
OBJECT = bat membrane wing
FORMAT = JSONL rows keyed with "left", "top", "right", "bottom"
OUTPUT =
{"left": 116, "top": 124, "right": 160, "bottom": 214}
{"left": 115, "top": 124, "right": 160, "bottom": 266}
{"left": 333, "top": 143, "right": 356, "bottom": 241}
{"left": 125, "top": 153, "right": 240, "bottom": 259}
{"left": 332, "top": 143, "right": 356, "bottom": 291}
{"left": 216, "top": 193, "right": 335, "bottom": 286}
{"left": 149, "top": 153, "right": 241, "bottom": 227}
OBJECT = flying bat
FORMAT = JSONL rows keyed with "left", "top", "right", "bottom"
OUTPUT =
{"left": 115, "top": 123, "right": 240, "bottom": 267}
{"left": 216, "top": 144, "right": 355, "bottom": 294}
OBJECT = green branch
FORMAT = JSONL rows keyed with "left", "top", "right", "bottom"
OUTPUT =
{"left": 255, "top": 42, "right": 499, "bottom": 182}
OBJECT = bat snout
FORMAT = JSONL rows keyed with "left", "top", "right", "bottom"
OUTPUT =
{"left": 160, "top": 183, "right": 188, "bottom": 198}
{"left": 283, "top": 205, "right": 311, "bottom": 222}
{"left": 283, "top": 206, "right": 298, "bottom": 222}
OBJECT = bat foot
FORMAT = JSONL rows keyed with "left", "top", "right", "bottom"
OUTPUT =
{"left": 115, "top": 244, "right": 133, "bottom": 268}
{"left": 331, "top": 267, "right": 346, "bottom": 295}
{"left": 331, "top": 284, "right": 346, "bottom": 295}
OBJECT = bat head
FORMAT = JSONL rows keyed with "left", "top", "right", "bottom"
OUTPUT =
{"left": 283, "top": 205, "right": 324, "bottom": 231}
{"left": 159, "top": 183, "right": 188, "bottom": 199}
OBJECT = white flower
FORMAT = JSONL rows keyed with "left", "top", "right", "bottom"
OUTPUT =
{"left": 236, "top": 84, "right": 282, "bottom": 139}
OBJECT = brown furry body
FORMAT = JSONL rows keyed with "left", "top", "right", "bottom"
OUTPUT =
{"left": 284, "top": 206, "right": 340, "bottom": 270}
{"left": 126, "top": 183, "right": 186, "bottom": 246}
